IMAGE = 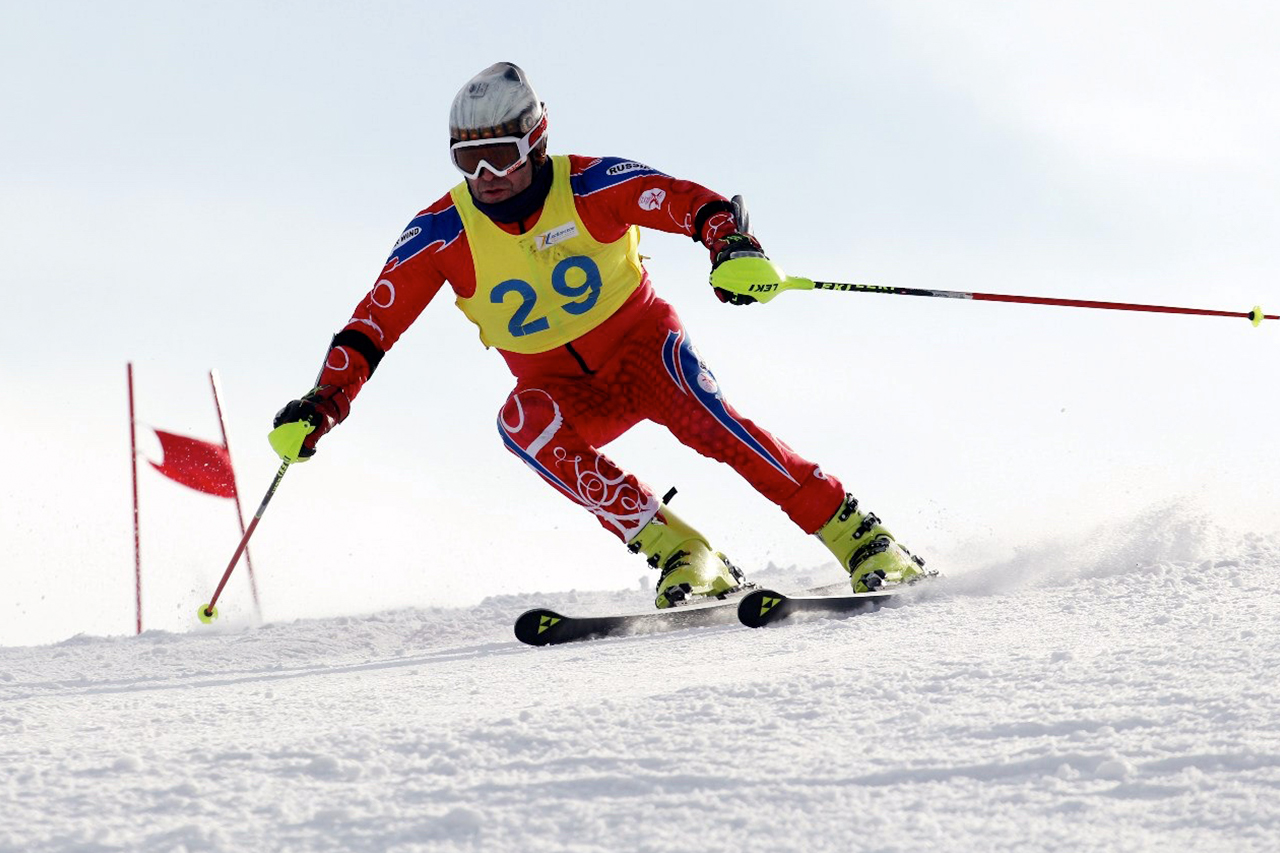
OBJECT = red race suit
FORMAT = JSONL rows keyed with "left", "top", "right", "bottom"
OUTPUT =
{"left": 314, "top": 155, "right": 845, "bottom": 543}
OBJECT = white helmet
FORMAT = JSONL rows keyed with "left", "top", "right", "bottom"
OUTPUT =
{"left": 449, "top": 62, "right": 545, "bottom": 142}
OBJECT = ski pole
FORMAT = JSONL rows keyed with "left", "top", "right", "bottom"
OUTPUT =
{"left": 197, "top": 458, "right": 291, "bottom": 623}
{"left": 197, "top": 421, "right": 313, "bottom": 623}
{"left": 756, "top": 275, "right": 1275, "bottom": 327}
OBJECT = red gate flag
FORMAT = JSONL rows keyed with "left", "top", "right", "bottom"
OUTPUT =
{"left": 149, "top": 429, "right": 237, "bottom": 498}
{"left": 129, "top": 364, "right": 262, "bottom": 635}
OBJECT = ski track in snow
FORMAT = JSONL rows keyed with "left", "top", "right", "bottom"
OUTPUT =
{"left": 3, "top": 507, "right": 1279, "bottom": 852}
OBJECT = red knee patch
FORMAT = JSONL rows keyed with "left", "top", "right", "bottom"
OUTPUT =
{"left": 499, "top": 388, "right": 562, "bottom": 453}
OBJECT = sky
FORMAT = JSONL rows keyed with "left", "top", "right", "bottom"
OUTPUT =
{"left": 3, "top": 0, "right": 1279, "bottom": 645}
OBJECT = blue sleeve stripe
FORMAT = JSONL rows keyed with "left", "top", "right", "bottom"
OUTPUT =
{"left": 384, "top": 205, "right": 464, "bottom": 267}
{"left": 572, "top": 157, "right": 668, "bottom": 197}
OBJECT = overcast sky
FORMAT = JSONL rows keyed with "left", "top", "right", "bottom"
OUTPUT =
{"left": 4, "top": 0, "right": 1279, "bottom": 645}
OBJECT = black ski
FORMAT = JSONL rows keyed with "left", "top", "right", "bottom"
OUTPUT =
{"left": 736, "top": 587, "right": 898, "bottom": 628}
{"left": 514, "top": 594, "right": 739, "bottom": 646}
{"left": 514, "top": 582, "right": 853, "bottom": 646}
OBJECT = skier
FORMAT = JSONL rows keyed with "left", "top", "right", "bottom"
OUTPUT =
{"left": 272, "top": 62, "right": 924, "bottom": 608}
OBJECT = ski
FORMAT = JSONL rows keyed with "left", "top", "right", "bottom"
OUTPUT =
{"left": 514, "top": 582, "right": 853, "bottom": 646}
{"left": 513, "top": 590, "right": 746, "bottom": 647}
{"left": 736, "top": 586, "right": 898, "bottom": 628}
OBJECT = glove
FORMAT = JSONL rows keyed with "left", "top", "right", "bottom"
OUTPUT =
{"left": 709, "top": 232, "right": 794, "bottom": 306}
{"left": 708, "top": 233, "right": 766, "bottom": 305}
{"left": 698, "top": 195, "right": 787, "bottom": 305}
{"left": 270, "top": 385, "right": 350, "bottom": 461}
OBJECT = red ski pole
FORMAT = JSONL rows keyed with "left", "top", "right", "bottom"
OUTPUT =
{"left": 197, "top": 421, "right": 312, "bottom": 623}
{"left": 197, "top": 457, "right": 292, "bottom": 623}
{"left": 758, "top": 275, "right": 1276, "bottom": 326}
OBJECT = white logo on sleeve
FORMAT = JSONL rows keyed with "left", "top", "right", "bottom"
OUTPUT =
{"left": 326, "top": 347, "right": 351, "bottom": 371}
{"left": 605, "top": 161, "right": 648, "bottom": 176}
{"left": 639, "top": 188, "right": 667, "bottom": 211}
{"left": 393, "top": 226, "right": 421, "bottom": 250}
{"left": 371, "top": 279, "right": 396, "bottom": 308}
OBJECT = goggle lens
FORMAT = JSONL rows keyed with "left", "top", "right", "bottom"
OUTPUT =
{"left": 449, "top": 111, "right": 547, "bottom": 179}
{"left": 451, "top": 141, "right": 524, "bottom": 177}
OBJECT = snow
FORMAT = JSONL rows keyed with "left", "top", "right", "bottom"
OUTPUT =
{"left": 3, "top": 504, "right": 1279, "bottom": 852}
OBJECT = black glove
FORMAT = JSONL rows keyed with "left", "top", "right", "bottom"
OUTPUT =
{"left": 272, "top": 385, "right": 350, "bottom": 459}
{"left": 708, "top": 233, "right": 767, "bottom": 305}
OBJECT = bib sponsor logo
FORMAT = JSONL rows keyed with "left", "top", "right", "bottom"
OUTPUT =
{"left": 638, "top": 188, "right": 666, "bottom": 211}
{"left": 393, "top": 226, "right": 421, "bottom": 250}
{"left": 535, "top": 222, "right": 579, "bottom": 251}
{"left": 606, "top": 161, "right": 649, "bottom": 177}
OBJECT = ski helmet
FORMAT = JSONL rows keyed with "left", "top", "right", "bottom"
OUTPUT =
{"left": 449, "top": 61, "right": 545, "bottom": 142}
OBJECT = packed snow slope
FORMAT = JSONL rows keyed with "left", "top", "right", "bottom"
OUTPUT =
{"left": 3, "top": 504, "right": 1278, "bottom": 853}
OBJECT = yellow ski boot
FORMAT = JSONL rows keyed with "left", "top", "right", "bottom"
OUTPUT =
{"left": 816, "top": 493, "right": 926, "bottom": 592}
{"left": 628, "top": 499, "right": 747, "bottom": 609}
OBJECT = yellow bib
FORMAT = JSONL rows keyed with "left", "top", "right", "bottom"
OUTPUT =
{"left": 451, "top": 155, "right": 644, "bottom": 354}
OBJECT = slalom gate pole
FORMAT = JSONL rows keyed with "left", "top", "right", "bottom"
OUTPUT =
{"left": 128, "top": 363, "right": 143, "bottom": 635}
{"left": 773, "top": 276, "right": 1275, "bottom": 326}
{"left": 198, "top": 457, "right": 292, "bottom": 624}
{"left": 208, "top": 370, "right": 262, "bottom": 619}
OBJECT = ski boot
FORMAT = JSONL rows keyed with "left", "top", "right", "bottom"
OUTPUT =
{"left": 816, "top": 493, "right": 926, "bottom": 592}
{"left": 628, "top": 499, "right": 747, "bottom": 609}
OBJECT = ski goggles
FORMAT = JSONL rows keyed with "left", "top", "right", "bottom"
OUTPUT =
{"left": 449, "top": 112, "right": 548, "bottom": 180}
